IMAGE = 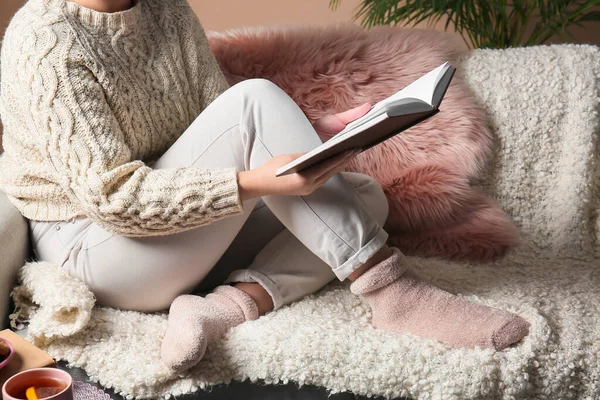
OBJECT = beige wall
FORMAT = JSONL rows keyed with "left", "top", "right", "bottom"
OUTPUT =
{"left": 2, "top": 1, "right": 599, "bottom": 48}
{"left": 190, "top": 1, "right": 600, "bottom": 47}
{"left": 1, "top": 0, "right": 599, "bottom": 150}
{"left": 1, "top": 0, "right": 599, "bottom": 61}
{"left": 193, "top": 0, "right": 362, "bottom": 30}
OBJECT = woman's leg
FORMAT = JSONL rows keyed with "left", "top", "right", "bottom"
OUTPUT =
{"left": 160, "top": 78, "right": 529, "bottom": 370}
{"left": 30, "top": 77, "right": 528, "bottom": 370}
{"left": 226, "top": 172, "right": 389, "bottom": 309}
{"left": 33, "top": 78, "right": 387, "bottom": 312}
{"left": 30, "top": 197, "right": 260, "bottom": 312}
{"left": 161, "top": 172, "right": 388, "bottom": 370}
{"left": 153, "top": 78, "right": 389, "bottom": 280}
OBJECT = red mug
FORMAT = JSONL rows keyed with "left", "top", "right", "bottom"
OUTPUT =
{"left": 2, "top": 368, "right": 73, "bottom": 400}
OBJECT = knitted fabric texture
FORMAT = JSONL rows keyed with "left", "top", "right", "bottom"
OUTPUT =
{"left": 0, "top": 0, "right": 241, "bottom": 236}
{"left": 161, "top": 286, "right": 259, "bottom": 371}
{"left": 350, "top": 249, "right": 530, "bottom": 350}
{"left": 10, "top": 45, "right": 600, "bottom": 400}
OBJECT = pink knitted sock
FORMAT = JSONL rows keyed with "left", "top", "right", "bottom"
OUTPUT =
{"left": 161, "top": 285, "right": 259, "bottom": 371}
{"left": 350, "top": 248, "right": 530, "bottom": 350}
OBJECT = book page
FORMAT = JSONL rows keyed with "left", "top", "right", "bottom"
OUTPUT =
{"left": 331, "top": 62, "right": 451, "bottom": 138}
{"left": 432, "top": 64, "right": 456, "bottom": 108}
{"left": 383, "top": 62, "right": 451, "bottom": 106}
{"left": 276, "top": 63, "right": 455, "bottom": 177}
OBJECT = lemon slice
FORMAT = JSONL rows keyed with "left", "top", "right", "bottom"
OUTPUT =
{"left": 25, "top": 386, "right": 39, "bottom": 400}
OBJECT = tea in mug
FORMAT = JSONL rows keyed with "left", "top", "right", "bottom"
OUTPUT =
{"left": 10, "top": 378, "right": 67, "bottom": 399}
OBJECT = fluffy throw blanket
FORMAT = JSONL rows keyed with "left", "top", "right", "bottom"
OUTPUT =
{"left": 208, "top": 24, "right": 519, "bottom": 262}
{"left": 10, "top": 42, "right": 600, "bottom": 400}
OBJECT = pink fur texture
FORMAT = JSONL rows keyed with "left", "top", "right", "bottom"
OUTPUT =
{"left": 207, "top": 24, "right": 519, "bottom": 262}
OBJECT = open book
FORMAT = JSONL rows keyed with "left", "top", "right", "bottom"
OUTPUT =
{"left": 275, "top": 62, "right": 456, "bottom": 177}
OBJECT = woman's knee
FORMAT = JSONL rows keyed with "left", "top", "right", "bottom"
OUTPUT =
{"left": 228, "top": 78, "right": 321, "bottom": 152}
{"left": 231, "top": 78, "right": 286, "bottom": 100}
{"left": 341, "top": 171, "right": 389, "bottom": 226}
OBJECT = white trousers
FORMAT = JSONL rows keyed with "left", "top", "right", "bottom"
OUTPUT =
{"left": 29, "top": 79, "right": 389, "bottom": 312}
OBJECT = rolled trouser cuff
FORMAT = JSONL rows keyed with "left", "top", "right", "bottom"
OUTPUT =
{"left": 331, "top": 227, "right": 389, "bottom": 281}
{"left": 224, "top": 269, "right": 284, "bottom": 310}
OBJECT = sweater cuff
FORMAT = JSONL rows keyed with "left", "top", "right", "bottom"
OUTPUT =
{"left": 207, "top": 168, "right": 244, "bottom": 217}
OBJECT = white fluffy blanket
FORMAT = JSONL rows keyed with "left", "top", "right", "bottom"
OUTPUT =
{"left": 11, "top": 44, "right": 600, "bottom": 400}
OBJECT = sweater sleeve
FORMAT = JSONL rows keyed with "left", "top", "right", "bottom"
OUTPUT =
{"left": 21, "top": 50, "right": 243, "bottom": 237}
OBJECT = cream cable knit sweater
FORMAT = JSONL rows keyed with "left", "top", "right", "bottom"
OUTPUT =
{"left": 0, "top": 0, "right": 243, "bottom": 236}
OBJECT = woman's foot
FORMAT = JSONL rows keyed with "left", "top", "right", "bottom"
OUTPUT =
{"left": 161, "top": 285, "right": 259, "bottom": 371}
{"left": 350, "top": 248, "right": 530, "bottom": 350}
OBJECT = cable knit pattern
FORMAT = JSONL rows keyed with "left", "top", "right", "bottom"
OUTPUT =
{"left": 0, "top": 0, "right": 242, "bottom": 236}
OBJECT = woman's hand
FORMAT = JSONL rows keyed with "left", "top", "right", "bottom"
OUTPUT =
{"left": 237, "top": 150, "right": 359, "bottom": 201}
{"left": 312, "top": 103, "right": 372, "bottom": 140}
{"left": 237, "top": 104, "right": 371, "bottom": 201}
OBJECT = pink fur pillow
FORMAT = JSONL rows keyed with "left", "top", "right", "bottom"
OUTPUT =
{"left": 207, "top": 24, "right": 519, "bottom": 262}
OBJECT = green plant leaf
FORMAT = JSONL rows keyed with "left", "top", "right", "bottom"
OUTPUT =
{"left": 330, "top": 0, "right": 600, "bottom": 48}
{"left": 329, "top": 0, "right": 342, "bottom": 11}
{"left": 580, "top": 10, "right": 600, "bottom": 21}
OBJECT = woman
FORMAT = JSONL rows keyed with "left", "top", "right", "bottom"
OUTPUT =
{"left": 0, "top": 0, "right": 529, "bottom": 372}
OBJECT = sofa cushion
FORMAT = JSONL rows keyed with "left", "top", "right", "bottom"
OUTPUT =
{"left": 0, "top": 188, "right": 28, "bottom": 327}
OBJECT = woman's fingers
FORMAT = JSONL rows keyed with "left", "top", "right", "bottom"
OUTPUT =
{"left": 317, "top": 150, "right": 360, "bottom": 180}
{"left": 313, "top": 157, "right": 353, "bottom": 186}
{"left": 296, "top": 150, "right": 359, "bottom": 193}
{"left": 315, "top": 154, "right": 356, "bottom": 183}
{"left": 300, "top": 150, "right": 358, "bottom": 182}
{"left": 301, "top": 152, "right": 351, "bottom": 178}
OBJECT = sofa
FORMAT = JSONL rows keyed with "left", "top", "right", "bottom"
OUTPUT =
{"left": 0, "top": 187, "right": 27, "bottom": 327}
{"left": 1, "top": 27, "right": 599, "bottom": 399}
